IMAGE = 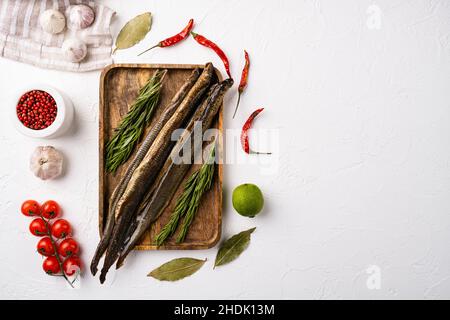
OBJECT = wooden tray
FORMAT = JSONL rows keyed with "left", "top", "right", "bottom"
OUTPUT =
{"left": 99, "top": 64, "right": 222, "bottom": 250}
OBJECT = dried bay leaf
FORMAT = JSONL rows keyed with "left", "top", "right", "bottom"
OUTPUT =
{"left": 214, "top": 227, "right": 256, "bottom": 268}
{"left": 114, "top": 12, "right": 152, "bottom": 53}
{"left": 148, "top": 257, "right": 206, "bottom": 281}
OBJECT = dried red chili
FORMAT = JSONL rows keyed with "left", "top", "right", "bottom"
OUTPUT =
{"left": 241, "top": 108, "right": 271, "bottom": 155}
{"left": 16, "top": 90, "right": 57, "bottom": 130}
{"left": 233, "top": 50, "right": 250, "bottom": 119}
{"left": 191, "top": 31, "right": 232, "bottom": 78}
{"left": 139, "top": 18, "right": 194, "bottom": 56}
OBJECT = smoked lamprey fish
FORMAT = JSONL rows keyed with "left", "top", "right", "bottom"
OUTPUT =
{"left": 116, "top": 84, "right": 221, "bottom": 266}
{"left": 118, "top": 82, "right": 219, "bottom": 263}
{"left": 98, "top": 64, "right": 215, "bottom": 283}
{"left": 116, "top": 78, "right": 234, "bottom": 269}
{"left": 137, "top": 80, "right": 218, "bottom": 210}
{"left": 90, "top": 68, "right": 201, "bottom": 276}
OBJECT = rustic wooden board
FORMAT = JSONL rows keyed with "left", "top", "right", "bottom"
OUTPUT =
{"left": 99, "top": 63, "right": 222, "bottom": 250}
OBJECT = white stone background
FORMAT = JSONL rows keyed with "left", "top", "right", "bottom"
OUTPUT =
{"left": 1, "top": 0, "right": 450, "bottom": 299}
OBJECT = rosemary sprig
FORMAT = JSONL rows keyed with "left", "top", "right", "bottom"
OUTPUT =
{"left": 177, "top": 147, "right": 216, "bottom": 243}
{"left": 105, "top": 70, "right": 166, "bottom": 173}
{"left": 155, "top": 143, "right": 217, "bottom": 246}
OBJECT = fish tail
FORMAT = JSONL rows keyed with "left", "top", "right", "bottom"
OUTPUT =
{"left": 90, "top": 263, "right": 98, "bottom": 276}
{"left": 116, "top": 255, "right": 125, "bottom": 269}
{"left": 99, "top": 269, "right": 107, "bottom": 284}
{"left": 90, "top": 240, "right": 108, "bottom": 276}
{"left": 99, "top": 254, "right": 115, "bottom": 284}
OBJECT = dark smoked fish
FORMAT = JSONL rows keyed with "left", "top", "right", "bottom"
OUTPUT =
{"left": 116, "top": 78, "right": 234, "bottom": 269}
{"left": 90, "top": 68, "right": 201, "bottom": 276}
{"left": 98, "top": 64, "right": 215, "bottom": 283}
{"left": 137, "top": 81, "right": 218, "bottom": 209}
{"left": 116, "top": 84, "right": 220, "bottom": 266}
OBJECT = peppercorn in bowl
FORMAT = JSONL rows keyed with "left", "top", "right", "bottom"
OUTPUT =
{"left": 11, "top": 85, "right": 74, "bottom": 138}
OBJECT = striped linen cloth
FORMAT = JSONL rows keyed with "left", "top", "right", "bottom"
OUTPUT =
{"left": 0, "top": 0, "right": 115, "bottom": 72}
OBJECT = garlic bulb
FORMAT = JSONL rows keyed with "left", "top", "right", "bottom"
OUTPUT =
{"left": 66, "top": 4, "right": 95, "bottom": 30}
{"left": 40, "top": 9, "right": 66, "bottom": 34}
{"left": 62, "top": 38, "right": 88, "bottom": 62}
{"left": 30, "top": 146, "right": 64, "bottom": 180}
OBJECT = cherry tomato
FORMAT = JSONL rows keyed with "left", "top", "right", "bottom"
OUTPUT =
{"left": 37, "top": 237, "right": 55, "bottom": 256}
{"left": 43, "top": 256, "right": 61, "bottom": 275}
{"left": 58, "top": 238, "right": 79, "bottom": 257}
{"left": 29, "top": 218, "right": 48, "bottom": 237}
{"left": 21, "top": 200, "right": 40, "bottom": 217}
{"left": 41, "top": 200, "right": 60, "bottom": 220}
{"left": 63, "top": 256, "right": 81, "bottom": 276}
{"left": 51, "top": 219, "right": 71, "bottom": 239}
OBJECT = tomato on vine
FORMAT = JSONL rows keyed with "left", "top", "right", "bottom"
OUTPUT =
{"left": 21, "top": 200, "right": 40, "bottom": 217}
{"left": 58, "top": 238, "right": 79, "bottom": 257}
{"left": 37, "top": 237, "right": 55, "bottom": 256}
{"left": 43, "top": 256, "right": 61, "bottom": 275}
{"left": 29, "top": 218, "right": 48, "bottom": 236}
{"left": 63, "top": 256, "right": 81, "bottom": 276}
{"left": 51, "top": 219, "right": 71, "bottom": 239}
{"left": 21, "top": 199, "right": 82, "bottom": 287}
{"left": 41, "top": 200, "right": 60, "bottom": 219}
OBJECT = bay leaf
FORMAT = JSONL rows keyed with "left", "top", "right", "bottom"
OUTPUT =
{"left": 148, "top": 257, "right": 206, "bottom": 281}
{"left": 214, "top": 227, "right": 256, "bottom": 268}
{"left": 114, "top": 12, "right": 152, "bottom": 53}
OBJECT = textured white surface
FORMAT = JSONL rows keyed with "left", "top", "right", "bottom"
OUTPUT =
{"left": 1, "top": 0, "right": 450, "bottom": 299}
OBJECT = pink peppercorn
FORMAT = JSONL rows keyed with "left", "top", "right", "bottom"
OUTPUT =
{"left": 16, "top": 90, "right": 57, "bottom": 130}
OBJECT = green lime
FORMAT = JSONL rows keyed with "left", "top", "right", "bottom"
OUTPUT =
{"left": 232, "top": 183, "right": 264, "bottom": 217}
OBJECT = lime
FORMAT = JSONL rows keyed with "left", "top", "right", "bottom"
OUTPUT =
{"left": 232, "top": 183, "right": 264, "bottom": 217}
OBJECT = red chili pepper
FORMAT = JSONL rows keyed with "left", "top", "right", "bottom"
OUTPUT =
{"left": 232, "top": 50, "right": 250, "bottom": 119}
{"left": 139, "top": 19, "right": 194, "bottom": 56}
{"left": 241, "top": 108, "right": 271, "bottom": 155}
{"left": 191, "top": 31, "right": 232, "bottom": 78}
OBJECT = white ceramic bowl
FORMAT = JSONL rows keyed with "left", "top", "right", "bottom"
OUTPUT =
{"left": 11, "top": 84, "right": 74, "bottom": 139}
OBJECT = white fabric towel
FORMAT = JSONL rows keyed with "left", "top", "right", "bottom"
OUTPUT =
{"left": 0, "top": 0, "right": 115, "bottom": 72}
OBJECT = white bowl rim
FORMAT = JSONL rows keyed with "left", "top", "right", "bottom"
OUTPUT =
{"left": 11, "top": 84, "right": 67, "bottom": 138}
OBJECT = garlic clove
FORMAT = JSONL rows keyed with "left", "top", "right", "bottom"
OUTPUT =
{"left": 40, "top": 9, "right": 66, "bottom": 34}
{"left": 30, "top": 146, "right": 64, "bottom": 181}
{"left": 66, "top": 4, "right": 96, "bottom": 30}
{"left": 62, "top": 38, "right": 88, "bottom": 63}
